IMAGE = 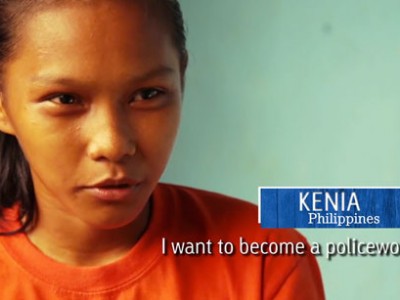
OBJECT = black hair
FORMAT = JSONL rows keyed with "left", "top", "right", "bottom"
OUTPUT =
{"left": 0, "top": 0, "right": 187, "bottom": 235}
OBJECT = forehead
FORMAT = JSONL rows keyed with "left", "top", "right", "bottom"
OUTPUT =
{"left": 21, "top": 1, "right": 169, "bottom": 57}
{"left": 4, "top": 0, "right": 179, "bottom": 90}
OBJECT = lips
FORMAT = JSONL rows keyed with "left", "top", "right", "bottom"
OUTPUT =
{"left": 84, "top": 178, "right": 141, "bottom": 201}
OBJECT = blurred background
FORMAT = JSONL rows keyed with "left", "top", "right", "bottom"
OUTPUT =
{"left": 162, "top": 0, "right": 400, "bottom": 299}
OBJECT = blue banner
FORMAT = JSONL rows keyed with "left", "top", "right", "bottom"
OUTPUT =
{"left": 259, "top": 187, "right": 400, "bottom": 228}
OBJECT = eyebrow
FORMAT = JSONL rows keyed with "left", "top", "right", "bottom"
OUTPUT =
{"left": 30, "top": 65, "right": 177, "bottom": 86}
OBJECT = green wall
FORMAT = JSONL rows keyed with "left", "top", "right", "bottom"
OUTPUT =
{"left": 163, "top": 1, "right": 400, "bottom": 299}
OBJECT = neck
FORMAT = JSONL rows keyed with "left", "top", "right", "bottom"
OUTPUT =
{"left": 27, "top": 202, "right": 150, "bottom": 267}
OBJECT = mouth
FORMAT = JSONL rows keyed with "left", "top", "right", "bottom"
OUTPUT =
{"left": 93, "top": 178, "right": 140, "bottom": 187}
{"left": 84, "top": 178, "right": 141, "bottom": 201}
{"left": 96, "top": 183, "right": 133, "bottom": 189}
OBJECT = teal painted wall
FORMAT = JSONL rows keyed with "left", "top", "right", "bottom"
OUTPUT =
{"left": 162, "top": 1, "right": 400, "bottom": 299}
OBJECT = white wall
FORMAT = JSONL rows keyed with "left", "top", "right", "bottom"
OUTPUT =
{"left": 163, "top": 1, "right": 400, "bottom": 299}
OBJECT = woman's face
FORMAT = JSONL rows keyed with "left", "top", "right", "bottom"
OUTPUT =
{"left": 0, "top": 1, "right": 183, "bottom": 229}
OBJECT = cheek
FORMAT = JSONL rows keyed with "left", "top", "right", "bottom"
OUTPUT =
{"left": 12, "top": 119, "right": 83, "bottom": 182}
{"left": 136, "top": 106, "right": 180, "bottom": 171}
{"left": 8, "top": 99, "right": 181, "bottom": 185}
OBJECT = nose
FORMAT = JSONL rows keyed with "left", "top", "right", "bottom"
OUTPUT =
{"left": 87, "top": 106, "right": 136, "bottom": 163}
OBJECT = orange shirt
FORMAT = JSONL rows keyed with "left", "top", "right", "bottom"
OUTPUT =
{"left": 0, "top": 183, "right": 325, "bottom": 299}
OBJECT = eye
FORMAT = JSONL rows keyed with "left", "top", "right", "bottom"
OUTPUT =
{"left": 47, "top": 93, "right": 81, "bottom": 105}
{"left": 131, "top": 88, "right": 164, "bottom": 103}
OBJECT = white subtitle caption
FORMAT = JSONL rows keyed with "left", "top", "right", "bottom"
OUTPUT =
{"left": 161, "top": 237, "right": 400, "bottom": 260}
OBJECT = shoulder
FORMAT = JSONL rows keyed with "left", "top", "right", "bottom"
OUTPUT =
{"left": 153, "top": 184, "right": 325, "bottom": 299}
{"left": 155, "top": 183, "right": 256, "bottom": 226}
{"left": 154, "top": 183, "right": 304, "bottom": 242}
{"left": 156, "top": 183, "right": 257, "bottom": 216}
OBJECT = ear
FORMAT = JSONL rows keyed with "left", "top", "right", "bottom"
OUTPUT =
{"left": 0, "top": 92, "right": 15, "bottom": 135}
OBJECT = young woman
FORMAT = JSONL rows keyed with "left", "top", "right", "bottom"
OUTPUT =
{"left": 0, "top": 0, "right": 325, "bottom": 299}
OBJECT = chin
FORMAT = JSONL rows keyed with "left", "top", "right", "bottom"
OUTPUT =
{"left": 85, "top": 204, "right": 149, "bottom": 231}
